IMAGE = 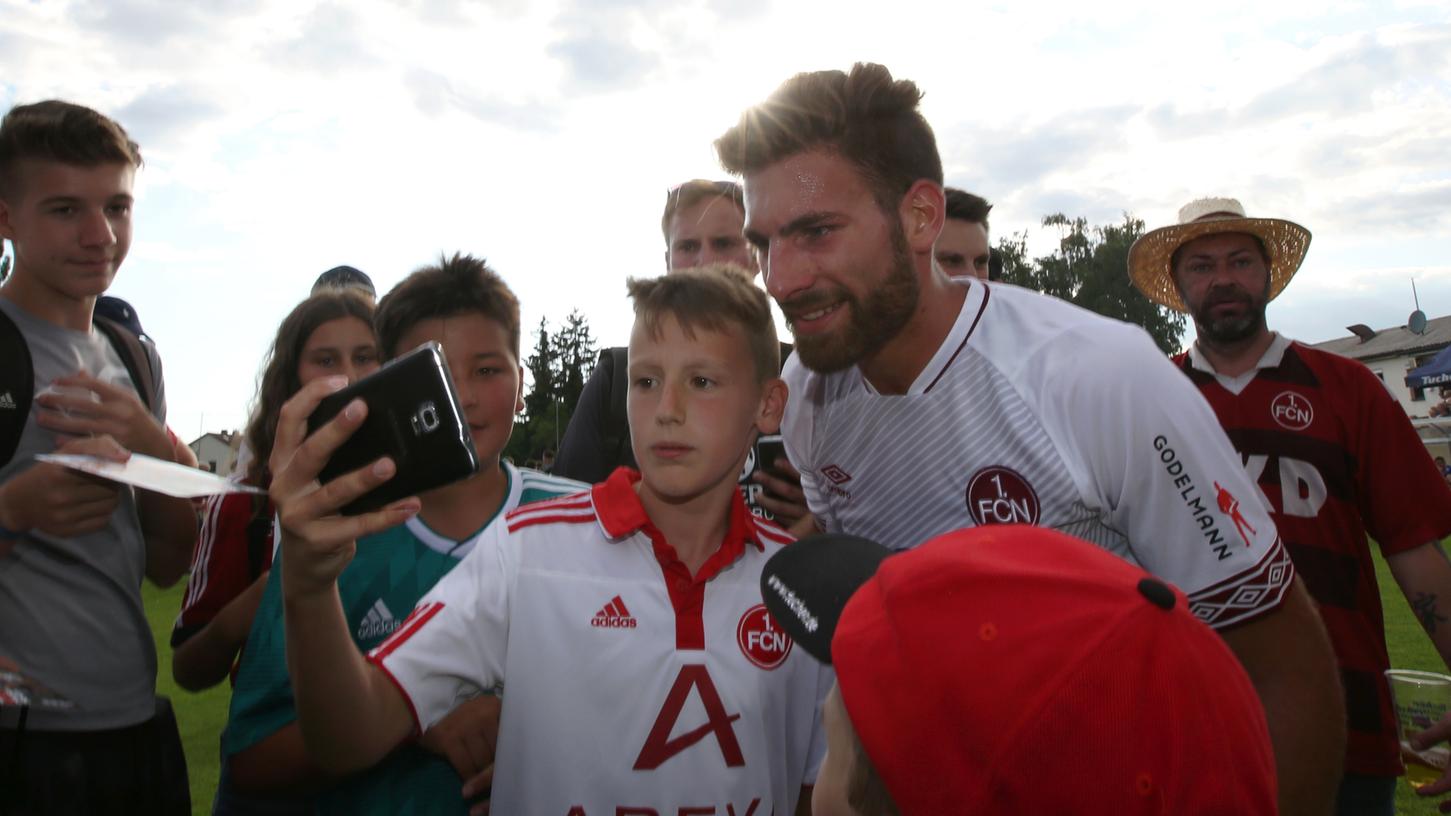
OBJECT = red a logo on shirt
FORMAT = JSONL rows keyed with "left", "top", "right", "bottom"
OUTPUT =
{"left": 633, "top": 665, "right": 745, "bottom": 770}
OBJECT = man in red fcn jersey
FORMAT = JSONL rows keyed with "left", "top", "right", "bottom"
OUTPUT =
{"left": 1130, "top": 197, "right": 1451, "bottom": 816}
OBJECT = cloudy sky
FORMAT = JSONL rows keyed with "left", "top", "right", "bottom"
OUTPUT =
{"left": 3, "top": 0, "right": 1449, "bottom": 440}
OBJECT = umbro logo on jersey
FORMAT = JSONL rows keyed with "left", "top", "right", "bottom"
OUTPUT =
{"left": 357, "top": 599, "right": 400, "bottom": 640}
{"left": 819, "top": 465, "right": 853, "bottom": 500}
{"left": 591, "top": 595, "right": 638, "bottom": 629}
{"left": 1270, "top": 391, "right": 1313, "bottom": 431}
{"left": 0, "top": 391, "right": 15, "bottom": 410}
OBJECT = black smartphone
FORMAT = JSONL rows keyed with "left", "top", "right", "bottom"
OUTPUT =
{"left": 307, "top": 341, "right": 479, "bottom": 515}
{"left": 755, "top": 435, "right": 788, "bottom": 478}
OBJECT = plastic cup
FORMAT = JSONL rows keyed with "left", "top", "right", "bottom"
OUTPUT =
{"left": 1386, "top": 669, "right": 1451, "bottom": 789}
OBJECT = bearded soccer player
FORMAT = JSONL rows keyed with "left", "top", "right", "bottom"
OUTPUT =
{"left": 1130, "top": 198, "right": 1451, "bottom": 816}
{"left": 715, "top": 63, "right": 1345, "bottom": 816}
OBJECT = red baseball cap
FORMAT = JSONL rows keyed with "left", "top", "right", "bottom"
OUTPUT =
{"left": 761, "top": 526, "right": 1277, "bottom": 815}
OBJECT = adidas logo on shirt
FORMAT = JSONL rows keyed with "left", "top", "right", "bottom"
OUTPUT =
{"left": 357, "top": 599, "right": 399, "bottom": 640}
{"left": 0, "top": 392, "right": 15, "bottom": 410}
{"left": 591, "top": 595, "right": 637, "bottom": 629}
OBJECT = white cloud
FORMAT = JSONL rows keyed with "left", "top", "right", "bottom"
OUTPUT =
{"left": 2, "top": 0, "right": 1448, "bottom": 436}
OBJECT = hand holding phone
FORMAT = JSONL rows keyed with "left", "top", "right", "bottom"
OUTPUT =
{"left": 306, "top": 342, "right": 479, "bottom": 515}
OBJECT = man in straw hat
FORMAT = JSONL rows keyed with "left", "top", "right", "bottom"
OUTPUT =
{"left": 1131, "top": 197, "right": 1451, "bottom": 815}
{"left": 717, "top": 63, "right": 1345, "bottom": 815}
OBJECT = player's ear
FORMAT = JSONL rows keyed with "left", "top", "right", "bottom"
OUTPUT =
{"left": 755, "top": 377, "right": 787, "bottom": 435}
{"left": 899, "top": 180, "right": 945, "bottom": 255}
{"left": 515, "top": 365, "right": 526, "bottom": 414}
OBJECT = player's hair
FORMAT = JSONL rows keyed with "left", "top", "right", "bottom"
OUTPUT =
{"left": 661, "top": 180, "right": 745, "bottom": 244}
{"left": 714, "top": 62, "right": 942, "bottom": 213}
{"left": 375, "top": 252, "right": 521, "bottom": 361}
{"left": 944, "top": 187, "right": 992, "bottom": 231}
{"left": 245, "top": 289, "right": 376, "bottom": 485}
{"left": 626, "top": 264, "right": 779, "bottom": 383}
{"left": 0, "top": 100, "right": 142, "bottom": 198}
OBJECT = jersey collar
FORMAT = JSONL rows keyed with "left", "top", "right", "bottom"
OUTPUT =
{"left": 591, "top": 467, "right": 764, "bottom": 566}
{"left": 891, "top": 278, "right": 984, "bottom": 396}
{"left": 1187, "top": 332, "right": 1292, "bottom": 395}
{"left": 410, "top": 461, "right": 519, "bottom": 558}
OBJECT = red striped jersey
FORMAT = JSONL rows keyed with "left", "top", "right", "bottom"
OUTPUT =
{"left": 369, "top": 468, "right": 829, "bottom": 814}
{"left": 171, "top": 489, "right": 273, "bottom": 654}
{"left": 1176, "top": 334, "right": 1451, "bottom": 776}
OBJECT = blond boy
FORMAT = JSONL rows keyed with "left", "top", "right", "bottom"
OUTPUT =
{"left": 271, "top": 265, "right": 827, "bottom": 815}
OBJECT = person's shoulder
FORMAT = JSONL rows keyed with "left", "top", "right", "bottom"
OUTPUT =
{"left": 976, "top": 284, "right": 1154, "bottom": 367}
{"left": 1283, "top": 341, "right": 1398, "bottom": 406}
{"left": 503, "top": 487, "right": 598, "bottom": 536}
{"left": 515, "top": 466, "right": 590, "bottom": 505}
{"left": 1288, "top": 340, "right": 1375, "bottom": 380}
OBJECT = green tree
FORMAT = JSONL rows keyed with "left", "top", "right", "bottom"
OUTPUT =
{"left": 504, "top": 312, "right": 599, "bottom": 466}
{"left": 998, "top": 213, "right": 1186, "bottom": 354}
{"left": 552, "top": 309, "right": 597, "bottom": 414}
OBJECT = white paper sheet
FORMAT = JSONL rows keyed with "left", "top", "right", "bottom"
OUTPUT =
{"left": 34, "top": 452, "right": 265, "bottom": 498}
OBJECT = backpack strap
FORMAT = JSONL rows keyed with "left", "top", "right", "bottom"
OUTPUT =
{"left": 93, "top": 315, "right": 156, "bottom": 414}
{"left": 0, "top": 309, "right": 34, "bottom": 468}
{"left": 601, "top": 347, "right": 631, "bottom": 469}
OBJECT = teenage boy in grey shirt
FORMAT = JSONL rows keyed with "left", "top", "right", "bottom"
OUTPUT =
{"left": 0, "top": 100, "right": 197, "bottom": 814}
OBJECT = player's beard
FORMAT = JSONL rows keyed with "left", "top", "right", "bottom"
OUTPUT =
{"left": 785, "top": 223, "right": 920, "bottom": 374}
{"left": 1192, "top": 281, "right": 1269, "bottom": 346}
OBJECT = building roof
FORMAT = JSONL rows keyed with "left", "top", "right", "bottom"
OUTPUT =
{"left": 189, "top": 430, "right": 237, "bottom": 448}
{"left": 1308, "top": 313, "right": 1451, "bottom": 362}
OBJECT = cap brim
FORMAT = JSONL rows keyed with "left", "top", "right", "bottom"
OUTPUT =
{"left": 760, "top": 533, "right": 892, "bottom": 664}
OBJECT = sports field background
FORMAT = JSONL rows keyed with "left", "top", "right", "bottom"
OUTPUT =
{"left": 145, "top": 548, "right": 1447, "bottom": 815}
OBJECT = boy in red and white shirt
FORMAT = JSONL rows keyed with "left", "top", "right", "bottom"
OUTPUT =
{"left": 271, "top": 265, "right": 828, "bottom": 815}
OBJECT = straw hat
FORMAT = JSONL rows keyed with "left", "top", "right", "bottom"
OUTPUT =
{"left": 1128, "top": 197, "right": 1311, "bottom": 313}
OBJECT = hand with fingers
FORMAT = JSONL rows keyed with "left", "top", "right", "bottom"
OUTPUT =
{"left": 0, "top": 434, "right": 129, "bottom": 538}
{"left": 1411, "top": 712, "right": 1451, "bottom": 812}
{"left": 34, "top": 372, "right": 173, "bottom": 461}
{"left": 751, "top": 457, "right": 817, "bottom": 537}
{"left": 420, "top": 694, "right": 499, "bottom": 816}
{"left": 268, "top": 376, "right": 422, "bottom": 602}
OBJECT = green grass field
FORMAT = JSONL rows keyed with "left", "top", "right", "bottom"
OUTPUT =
{"left": 144, "top": 580, "right": 230, "bottom": 815}
{"left": 145, "top": 549, "right": 1448, "bottom": 815}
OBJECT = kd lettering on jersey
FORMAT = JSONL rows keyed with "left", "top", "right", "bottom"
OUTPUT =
{"left": 782, "top": 281, "right": 1294, "bottom": 631}
{"left": 1180, "top": 336, "right": 1451, "bottom": 776}
{"left": 369, "top": 469, "right": 828, "bottom": 814}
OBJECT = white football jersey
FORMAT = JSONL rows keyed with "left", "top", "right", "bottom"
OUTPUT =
{"left": 370, "top": 470, "right": 830, "bottom": 815}
{"left": 782, "top": 280, "right": 1294, "bottom": 629}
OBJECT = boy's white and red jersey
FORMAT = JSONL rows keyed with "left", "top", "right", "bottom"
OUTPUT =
{"left": 369, "top": 468, "right": 830, "bottom": 816}
{"left": 783, "top": 280, "right": 1295, "bottom": 629}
